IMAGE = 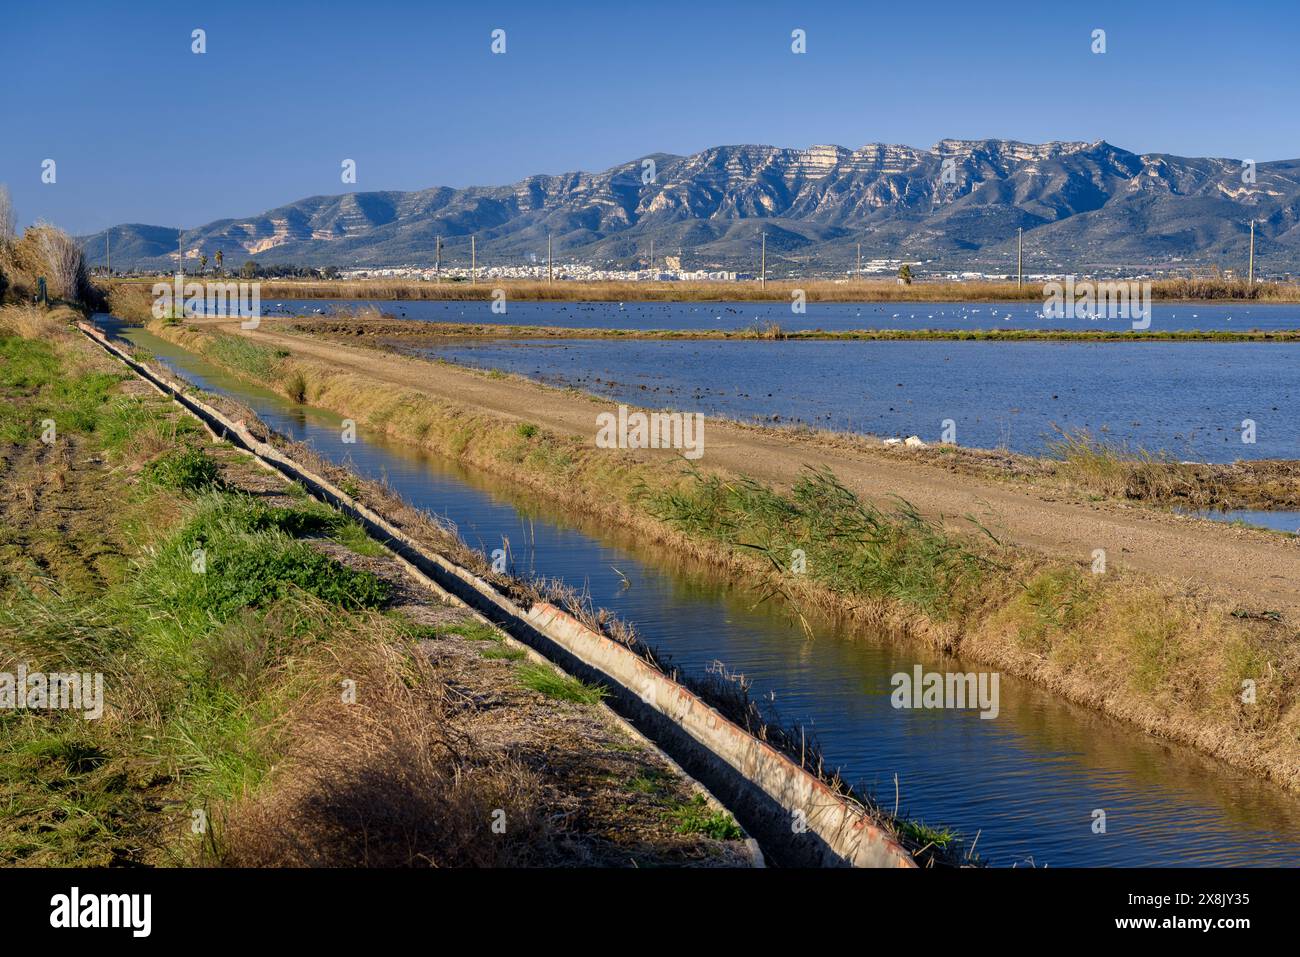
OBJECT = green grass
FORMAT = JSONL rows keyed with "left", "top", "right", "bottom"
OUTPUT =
{"left": 0, "top": 335, "right": 213, "bottom": 466}
{"left": 0, "top": 336, "right": 127, "bottom": 442}
{"left": 0, "top": 345, "right": 394, "bottom": 862}
{"left": 450, "top": 620, "right": 528, "bottom": 660}
{"left": 1045, "top": 429, "right": 1210, "bottom": 505}
{"left": 1014, "top": 567, "right": 1096, "bottom": 653}
{"left": 897, "top": 818, "right": 961, "bottom": 853}
{"left": 0, "top": 337, "right": 60, "bottom": 390}
{"left": 1126, "top": 616, "right": 1181, "bottom": 695}
{"left": 627, "top": 772, "right": 669, "bottom": 795}
{"left": 667, "top": 794, "right": 743, "bottom": 841}
{"left": 142, "top": 446, "right": 223, "bottom": 492}
{"left": 0, "top": 484, "right": 393, "bottom": 864}
{"left": 2, "top": 322, "right": 759, "bottom": 867}
{"left": 134, "top": 494, "right": 390, "bottom": 624}
{"left": 205, "top": 335, "right": 284, "bottom": 381}
{"left": 443, "top": 621, "right": 502, "bottom": 642}
{"left": 0, "top": 718, "right": 143, "bottom": 864}
{"left": 652, "top": 466, "right": 990, "bottom": 619}
{"left": 515, "top": 662, "right": 607, "bottom": 704}
{"left": 96, "top": 397, "right": 197, "bottom": 450}
{"left": 330, "top": 516, "right": 386, "bottom": 557}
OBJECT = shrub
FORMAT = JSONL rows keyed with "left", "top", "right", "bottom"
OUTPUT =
{"left": 134, "top": 496, "right": 391, "bottom": 622}
{"left": 143, "top": 447, "right": 222, "bottom": 492}
{"left": 285, "top": 370, "right": 308, "bottom": 404}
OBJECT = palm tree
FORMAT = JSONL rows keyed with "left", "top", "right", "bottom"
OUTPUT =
{"left": 897, "top": 263, "right": 913, "bottom": 285}
{"left": 214, "top": 249, "right": 223, "bottom": 275}
{"left": 199, "top": 254, "right": 208, "bottom": 275}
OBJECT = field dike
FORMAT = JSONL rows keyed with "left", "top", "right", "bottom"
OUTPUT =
{"left": 287, "top": 316, "right": 1300, "bottom": 343}
{"left": 77, "top": 321, "right": 917, "bottom": 869}
{"left": 141, "top": 319, "right": 1300, "bottom": 795}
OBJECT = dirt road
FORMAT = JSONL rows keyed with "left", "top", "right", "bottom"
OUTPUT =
{"left": 227, "top": 321, "right": 1300, "bottom": 617}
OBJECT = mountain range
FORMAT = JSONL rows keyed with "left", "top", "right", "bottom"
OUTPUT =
{"left": 80, "top": 139, "right": 1300, "bottom": 275}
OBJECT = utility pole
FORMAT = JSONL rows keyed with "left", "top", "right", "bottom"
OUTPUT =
{"left": 760, "top": 231, "right": 766, "bottom": 290}
{"left": 105, "top": 231, "right": 110, "bottom": 275}
{"left": 1016, "top": 227, "right": 1023, "bottom": 289}
{"left": 856, "top": 241, "right": 861, "bottom": 280}
{"left": 177, "top": 227, "right": 184, "bottom": 279}
{"left": 1248, "top": 219, "right": 1256, "bottom": 287}
{"left": 471, "top": 235, "right": 477, "bottom": 285}
{"left": 547, "top": 233, "right": 553, "bottom": 283}
{"left": 649, "top": 238, "right": 654, "bottom": 275}
{"left": 435, "top": 236, "right": 442, "bottom": 281}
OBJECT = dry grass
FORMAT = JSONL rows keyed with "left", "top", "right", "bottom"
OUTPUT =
{"left": 877, "top": 436, "right": 1300, "bottom": 511}
{"left": 104, "top": 281, "right": 156, "bottom": 322}
{"left": 0, "top": 303, "right": 67, "bottom": 339}
{"left": 1, "top": 225, "right": 102, "bottom": 308}
{"left": 209, "top": 607, "right": 554, "bottom": 867}
{"left": 1045, "top": 430, "right": 1213, "bottom": 505}
{"left": 104, "top": 275, "right": 1300, "bottom": 305}
{"left": 984, "top": 567, "right": 1298, "bottom": 757}
{"left": 1033, "top": 430, "right": 1300, "bottom": 509}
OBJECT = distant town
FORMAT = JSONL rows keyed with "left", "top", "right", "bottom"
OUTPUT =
{"left": 327, "top": 258, "right": 1180, "bottom": 285}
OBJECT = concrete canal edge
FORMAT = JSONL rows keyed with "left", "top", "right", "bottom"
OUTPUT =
{"left": 79, "top": 320, "right": 917, "bottom": 869}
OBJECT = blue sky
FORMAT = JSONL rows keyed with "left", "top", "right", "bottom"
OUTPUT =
{"left": 2, "top": 0, "right": 1296, "bottom": 234}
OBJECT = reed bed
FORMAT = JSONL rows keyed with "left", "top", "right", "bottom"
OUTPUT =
{"left": 102, "top": 275, "right": 1300, "bottom": 305}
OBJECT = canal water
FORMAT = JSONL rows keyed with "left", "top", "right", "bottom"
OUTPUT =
{"left": 106, "top": 318, "right": 1300, "bottom": 867}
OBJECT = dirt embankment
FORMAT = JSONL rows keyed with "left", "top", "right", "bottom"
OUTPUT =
{"left": 140, "top": 317, "right": 1300, "bottom": 795}
{"left": 222, "top": 320, "right": 1300, "bottom": 619}
{"left": 287, "top": 316, "right": 1300, "bottom": 509}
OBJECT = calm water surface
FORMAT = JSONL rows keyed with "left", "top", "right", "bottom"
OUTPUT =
{"left": 266, "top": 298, "right": 1300, "bottom": 333}
{"left": 108, "top": 318, "right": 1300, "bottom": 867}
{"left": 412, "top": 338, "right": 1298, "bottom": 462}
{"left": 1190, "top": 509, "right": 1300, "bottom": 534}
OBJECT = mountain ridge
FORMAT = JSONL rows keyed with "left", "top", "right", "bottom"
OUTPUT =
{"left": 81, "top": 139, "right": 1300, "bottom": 274}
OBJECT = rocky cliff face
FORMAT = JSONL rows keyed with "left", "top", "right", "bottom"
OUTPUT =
{"left": 86, "top": 140, "right": 1300, "bottom": 273}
